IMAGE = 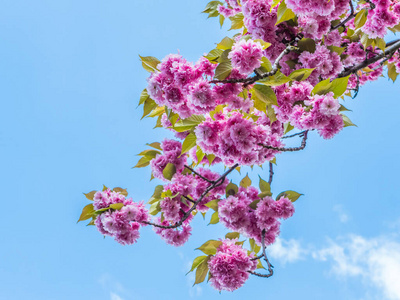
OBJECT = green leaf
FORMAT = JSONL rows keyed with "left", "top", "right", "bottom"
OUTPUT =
{"left": 109, "top": 203, "right": 124, "bottom": 210}
{"left": 259, "top": 71, "right": 291, "bottom": 86}
{"left": 181, "top": 133, "right": 197, "bottom": 155}
{"left": 256, "top": 260, "right": 265, "bottom": 269}
{"left": 284, "top": 122, "right": 294, "bottom": 134}
{"left": 226, "top": 182, "right": 239, "bottom": 197}
{"left": 193, "top": 256, "right": 211, "bottom": 286}
{"left": 229, "top": 12, "right": 244, "bottom": 30}
{"left": 276, "top": 190, "right": 303, "bottom": 202}
{"left": 139, "top": 55, "right": 160, "bottom": 72}
{"left": 339, "top": 104, "right": 352, "bottom": 112}
{"left": 149, "top": 200, "right": 161, "bottom": 216}
{"left": 84, "top": 191, "right": 96, "bottom": 201}
{"left": 205, "top": 199, "right": 219, "bottom": 211}
{"left": 254, "top": 39, "right": 271, "bottom": 50}
{"left": 174, "top": 115, "right": 205, "bottom": 132}
{"left": 312, "top": 78, "right": 332, "bottom": 95}
{"left": 252, "top": 85, "right": 278, "bottom": 106}
{"left": 219, "top": 14, "right": 225, "bottom": 27}
{"left": 209, "top": 211, "right": 219, "bottom": 225}
{"left": 196, "top": 240, "right": 222, "bottom": 255}
{"left": 354, "top": 10, "right": 368, "bottom": 29}
{"left": 249, "top": 199, "right": 261, "bottom": 210}
{"left": 196, "top": 146, "right": 206, "bottom": 164}
{"left": 276, "top": 0, "right": 295, "bottom": 25}
{"left": 388, "top": 63, "right": 398, "bottom": 82}
{"left": 187, "top": 255, "right": 208, "bottom": 274}
{"left": 270, "top": 0, "right": 281, "bottom": 10}
{"left": 207, "top": 154, "right": 216, "bottom": 165}
{"left": 214, "top": 61, "right": 233, "bottom": 80}
{"left": 342, "top": 114, "right": 357, "bottom": 127}
{"left": 225, "top": 232, "right": 240, "bottom": 240}
{"left": 163, "top": 163, "right": 177, "bottom": 180}
{"left": 240, "top": 174, "right": 252, "bottom": 188}
{"left": 138, "top": 149, "right": 161, "bottom": 159}
{"left": 148, "top": 185, "right": 164, "bottom": 204}
{"left": 329, "top": 76, "right": 350, "bottom": 98}
{"left": 217, "top": 37, "right": 234, "bottom": 50}
{"left": 205, "top": 49, "right": 224, "bottom": 61}
{"left": 298, "top": 38, "right": 316, "bottom": 53}
{"left": 77, "top": 204, "right": 95, "bottom": 222}
{"left": 112, "top": 187, "right": 128, "bottom": 196}
{"left": 133, "top": 156, "right": 151, "bottom": 168}
{"left": 139, "top": 89, "right": 149, "bottom": 106}
{"left": 267, "top": 105, "right": 277, "bottom": 122}
{"left": 327, "top": 46, "right": 346, "bottom": 55}
{"left": 258, "top": 57, "right": 272, "bottom": 73}
{"left": 141, "top": 98, "right": 158, "bottom": 119}
{"left": 259, "top": 176, "right": 271, "bottom": 194}
{"left": 288, "top": 68, "right": 315, "bottom": 81}
{"left": 146, "top": 142, "right": 162, "bottom": 150}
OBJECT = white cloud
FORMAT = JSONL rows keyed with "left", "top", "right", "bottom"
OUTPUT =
{"left": 110, "top": 292, "right": 123, "bottom": 300}
{"left": 313, "top": 235, "right": 400, "bottom": 300}
{"left": 98, "top": 273, "right": 132, "bottom": 300}
{"left": 333, "top": 205, "right": 349, "bottom": 223}
{"left": 268, "top": 238, "right": 307, "bottom": 264}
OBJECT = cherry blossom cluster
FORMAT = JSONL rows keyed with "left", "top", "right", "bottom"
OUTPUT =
{"left": 147, "top": 55, "right": 217, "bottom": 117}
{"left": 150, "top": 139, "right": 187, "bottom": 181}
{"left": 219, "top": 186, "right": 295, "bottom": 244}
{"left": 217, "top": 0, "right": 241, "bottom": 17}
{"left": 360, "top": 0, "right": 400, "bottom": 38}
{"left": 208, "top": 239, "right": 258, "bottom": 291}
{"left": 93, "top": 189, "right": 149, "bottom": 245}
{"left": 195, "top": 111, "right": 283, "bottom": 166}
{"left": 228, "top": 39, "right": 264, "bottom": 75}
{"left": 153, "top": 169, "right": 229, "bottom": 246}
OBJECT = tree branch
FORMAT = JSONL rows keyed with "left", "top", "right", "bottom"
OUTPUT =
{"left": 184, "top": 165, "right": 214, "bottom": 184}
{"left": 268, "top": 162, "right": 274, "bottom": 185}
{"left": 143, "top": 163, "right": 239, "bottom": 229}
{"left": 260, "top": 130, "right": 308, "bottom": 152}
{"left": 339, "top": 40, "right": 400, "bottom": 77}
{"left": 248, "top": 230, "right": 274, "bottom": 278}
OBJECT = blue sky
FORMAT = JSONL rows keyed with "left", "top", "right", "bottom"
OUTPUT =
{"left": 1, "top": 1, "right": 400, "bottom": 299}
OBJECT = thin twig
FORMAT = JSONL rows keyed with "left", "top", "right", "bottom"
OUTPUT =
{"left": 184, "top": 165, "right": 214, "bottom": 184}
{"left": 260, "top": 131, "right": 308, "bottom": 152}
{"left": 182, "top": 195, "right": 196, "bottom": 204}
{"left": 282, "top": 130, "right": 308, "bottom": 139}
{"left": 248, "top": 230, "right": 274, "bottom": 278}
{"left": 268, "top": 162, "right": 274, "bottom": 185}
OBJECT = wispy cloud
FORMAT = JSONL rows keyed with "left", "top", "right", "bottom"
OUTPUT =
{"left": 110, "top": 292, "right": 124, "bottom": 300}
{"left": 268, "top": 238, "right": 307, "bottom": 264}
{"left": 313, "top": 235, "right": 400, "bottom": 300}
{"left": 98, "top": 273, "right": 133, "bottom": 300}
{"left": 333, "top": 204, "right": 349, "bottom": 223}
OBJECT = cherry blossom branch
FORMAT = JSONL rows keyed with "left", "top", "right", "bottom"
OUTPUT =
{"left": 282, "top": 130, "right": 308, "bottom": 139}
{"left": 142, "top": 163, "right": 239, "bottom": 229}
{"left": 330, "top": 0, "right": 356, "bottom": 31}
{"left": 268, "top": 162, "right": 274, "bottom": 185}
{"left": 339, "top": 40, "right": 400, "bottom": 77}
{"left": 330, "top": 0, "right": 375, "bottom": 32}
{"left": 210, "top": 45, "right": 298, "bottom": 86}
{"left": 248, "top": 230, "right": 274, "bottom": 278}
{"left": 259, "top": 130, "right": 309, "bottom": 152}
{"left": 184, "top": 165, "right": 214, "bottom": 184}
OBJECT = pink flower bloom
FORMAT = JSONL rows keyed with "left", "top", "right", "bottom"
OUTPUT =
{"left": 208, "top": 239, "right": 257, "bottom": 291}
